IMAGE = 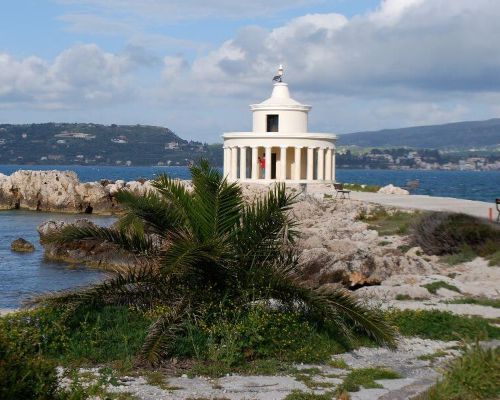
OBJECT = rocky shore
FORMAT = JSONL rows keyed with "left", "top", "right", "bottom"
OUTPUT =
{"left": 0, "top": 170, "right": 155, "bottom": 214}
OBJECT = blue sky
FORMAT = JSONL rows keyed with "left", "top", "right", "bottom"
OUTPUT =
{"left": 1, "top": 0, "right": 500, "bottom": 143}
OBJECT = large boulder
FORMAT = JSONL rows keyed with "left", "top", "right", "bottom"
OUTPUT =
{"left": 377, "top": 184, "right": 409, "bottom": 195}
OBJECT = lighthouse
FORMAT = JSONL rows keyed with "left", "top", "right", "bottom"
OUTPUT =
{"left": 222, "top": 66, "right": 337, "bottom": 183}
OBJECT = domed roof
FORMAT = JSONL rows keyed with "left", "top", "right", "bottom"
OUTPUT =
{"left": 251, "top": 82, "right": 311, "bottom": 111}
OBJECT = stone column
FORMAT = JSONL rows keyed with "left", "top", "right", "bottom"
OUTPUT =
{"left": 223, "top": 146, "right": 229, "bottom": 178}
{"left": 325, "top": 147, "right": 332, "bottom": 181}
{"left": 306, "top": 147, "right": 314, "bottom": 181}
{"left": 251, "top": 146, "right": 259, "bottom": 180}
{"left": 240, "top": 146, "right": 247, "bottom": 180}
{"left": 294, "top": 146, "right": 302, "bottom": 180}
{"left": 280, "top": 146, "right": 287, "bottom": 181}
{"left": 317, "top": 148, "right": 325, "bottom": 181}
{"left": 265, "top": 146, "right": 272, "bottom": 180}
{"left": 332, "top": 149, "right": 336, "bottom": 182}
{"left": 231, "top": 147, "right": 238, "bottom": 180}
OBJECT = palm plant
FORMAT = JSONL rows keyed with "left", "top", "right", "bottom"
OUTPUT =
{"left": 40, "top": 160, "right": 396, "bottom": 365}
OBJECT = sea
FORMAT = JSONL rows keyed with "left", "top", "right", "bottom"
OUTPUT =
{"left": 0, "top": 165, "right": 499, "bottom": 310}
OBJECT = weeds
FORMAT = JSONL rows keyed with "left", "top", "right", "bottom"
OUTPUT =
{"left": 386, "top": 309, "right": 500, "bottom": 341}
{"left": 358, "top": 207, "right": 418, "bottom": 235}
{"left": 413, "top": 344, "right": 500, "bottom": 400}
{"left": 336, "top": 367, "right": 401, "bottom": 392}
{"left": 421, "top": 281, "right": 461, "bottom": 295}
{"left": 445, "top": 297, "right": 500, "bottom": 308}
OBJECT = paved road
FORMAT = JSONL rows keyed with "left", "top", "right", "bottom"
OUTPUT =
{"left": 349, "top": 191, "right": 496, "bottom": 221}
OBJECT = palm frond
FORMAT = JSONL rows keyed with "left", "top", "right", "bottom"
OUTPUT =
{"left": 152, "top": 174, "right": 194, "bottom": 227}
{"left": 115, "top": 190, "right": 183, "bottom": 235}
{"left": 45, "top": 224, "right": 158, "bottom": 255}
{"left": 139, "top": 302, "right": 188, "bottom": 366}
{"left": 190, "top": 160, "right": 243, "bottom": 240}
{"left": 234, "top": 183, "right": 298, "bottom": 263}
{"left": 31, "top": 264, "right": 168, "bottom": 310}
{"left": 262, "top": 263, "right": 397, "bottom": 348}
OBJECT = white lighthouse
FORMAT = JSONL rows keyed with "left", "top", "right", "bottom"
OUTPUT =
{"left": 222, "top": 66, "right": 337, "bottom": 183}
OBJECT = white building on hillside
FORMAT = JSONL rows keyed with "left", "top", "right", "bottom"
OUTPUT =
{"left": 222, "top": 66, "right": 337, "bottom": 183}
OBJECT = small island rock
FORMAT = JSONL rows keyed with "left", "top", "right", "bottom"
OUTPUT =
{"left": 11, "top": 238, "right": 35, "bottom": 252}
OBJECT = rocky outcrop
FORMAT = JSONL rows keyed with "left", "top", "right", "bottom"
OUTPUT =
{"left": 11, "top": 238, "right": 35, "bottom": 252}
{"left": 0, "top": 170, "right": 156, "bottom": 214}
{"left": 38, "top": 219, "right": 138, "bottom": 269}
{"left": 293, "top": 198, "right": 437, "bottom": 290}
{"left": 378, "top": 184, "right": 410, "bottom": 195}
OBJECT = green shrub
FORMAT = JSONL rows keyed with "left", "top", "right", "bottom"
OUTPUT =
{"left": 421, "top": 281, "right": 461, "bottom": 295}
{"left": 359, "top": 207, "right": 418, "bottom": 235}
{"left": 411, "top": 212, "right": 500, "bottom": 256}
{"left": 387, "top": 309, "right": 500, "bottom": 341}
{"left": 416, "top": 344, "right": 500, "bottom": 400}
{"left": 0, "top": 330, "right": 58, "bottom": 400}
{"left": 173, "top": 304, "right": 346, "bottom": 369}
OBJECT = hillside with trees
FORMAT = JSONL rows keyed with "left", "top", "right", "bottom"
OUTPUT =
{"left": 0, "top": 123, "right": 222, "bottom": 166}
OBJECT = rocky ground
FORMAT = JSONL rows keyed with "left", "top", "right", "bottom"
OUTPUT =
{"left": 7, "top": 177, "right": 499, "bottom": 399}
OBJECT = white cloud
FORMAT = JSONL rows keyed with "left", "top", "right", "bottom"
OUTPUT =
{"left": 0, "top": 44, "right": 134, "bottom": 109}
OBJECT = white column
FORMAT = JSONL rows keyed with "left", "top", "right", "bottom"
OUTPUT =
{"left": 240, "top": 146, "right": 247, "bottom": 180}
{"left": 317, "top": 147, "right": 325, "bottom": 181}
{"left": 306, "top": 147, "right": 314, "bottom": 181}
{"left": 332, "top": 149, "right": 336, "bottom": 182}
{"left": 280, "top": 146, "right": 287, "bottom": 181}
{"left": 294, "top": 146, "right": 302, "bottom": 180}
{"left": 325, "top": 147, "right": 332, "bottom": 181}
{"left": 231, "top": 147, "right": 238, "bottom": 181}
{"left": 223, "top": 146, "right": 229, "bottom": 178}
{"left": 265, "top": 146, "right": 272, "bottom": 180}
{"left": 251, "top": 146, "right": 258, "bottom": 180}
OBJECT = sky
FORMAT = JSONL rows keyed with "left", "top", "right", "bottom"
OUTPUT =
{"left": 1, "top": 0, "right": 500, "bottom": 143}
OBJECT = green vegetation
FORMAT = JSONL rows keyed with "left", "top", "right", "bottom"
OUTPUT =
{"left": 285, "top": 391, "right": 334, "bottom": 400}
{"left": 441, "top": 246, "right": 476, "bottom": 265}
{"left": 337, "top": 367, "right": 401, "bottom": 392}
{"left": 417, "top": 351, "right": 449, "bottom": 362}
{"left": 358, "top": 207, "right": 419, "bottom": 235}
{"left": 386, "top": 309, "right": 500, "bottom": 341}
{"left": 445, "top": 297, "right": 500, "bottom": 308}
{"left": 421, "top": 281, "right": 461, "bottom": 295}
{"left": 411, "top": 213, "right": 500, "bottom": 265}
{"left": 328, "top": 358, "right": 349, "bottom": 369}
{"left": 414, "top": 344, "right": 500, "bottom": 400}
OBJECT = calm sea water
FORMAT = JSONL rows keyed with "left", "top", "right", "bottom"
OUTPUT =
{"left": 0, "top": 165, "right": 498, "bottom": 308}
{"left": 0, "top": 211, "right": 115, "bottom": 309}
{"left": 0, "top": 165, "right": 498, "bottom": 202}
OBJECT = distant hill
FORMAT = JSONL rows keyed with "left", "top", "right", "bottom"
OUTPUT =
{"left": 338, "top": 118, "right": 500, "bottom": 149}
{"left": 0, "top": 123, "right": 222, "bottom": 166}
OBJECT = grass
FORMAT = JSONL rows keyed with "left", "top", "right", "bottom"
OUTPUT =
{"left": 413, "top": 344, "right": 500, "bottom": 400}
{"left": 358, "top": 207, "right": 418, "bottom": 236}
{"left": 284, "top": 391, "right": 335, "bottom": 400}
{"left": 421, "top": 281, "right": 461, "bottom": 295}
{"left": 486, "top": 249, "right": 500, "bottom": 266}
{"left": 386, "top": 309, "right": 500, "bottom": 341}
{"left": 417, "top": 351, "right": 449, "bottom": 362}
{"left": 441, "top": 246, "right": 476, "bottom": 265}
{"left": 144, "top": 371, "right": 182, "bottom": 391}
{"left": 328, "top": 358, "right": 349, "bottom": 369}
{"left": 445, "top": 297, "right": 500, "bottom": 309}
{"left": 336, "top": 367, "right": 401, "bottom": 392}
{"left": 294, "top": 374, "right": 335, "bottom": 389}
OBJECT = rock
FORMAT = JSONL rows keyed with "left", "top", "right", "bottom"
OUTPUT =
{"left": 38, "top": 219, "right": 137, "bottom": 269}
{"left": 378, "top": 184, "right": 410, "bottom": 195}
{"left": 11, "top": 238, "right": 35, "bottom": 252}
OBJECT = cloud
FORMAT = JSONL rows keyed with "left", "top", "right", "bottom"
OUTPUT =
{"left": 55, "top": 0, "right": 319, "bottom": 21}
{"left": 0, "top": 44, "right": 135, "bottom": 109}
